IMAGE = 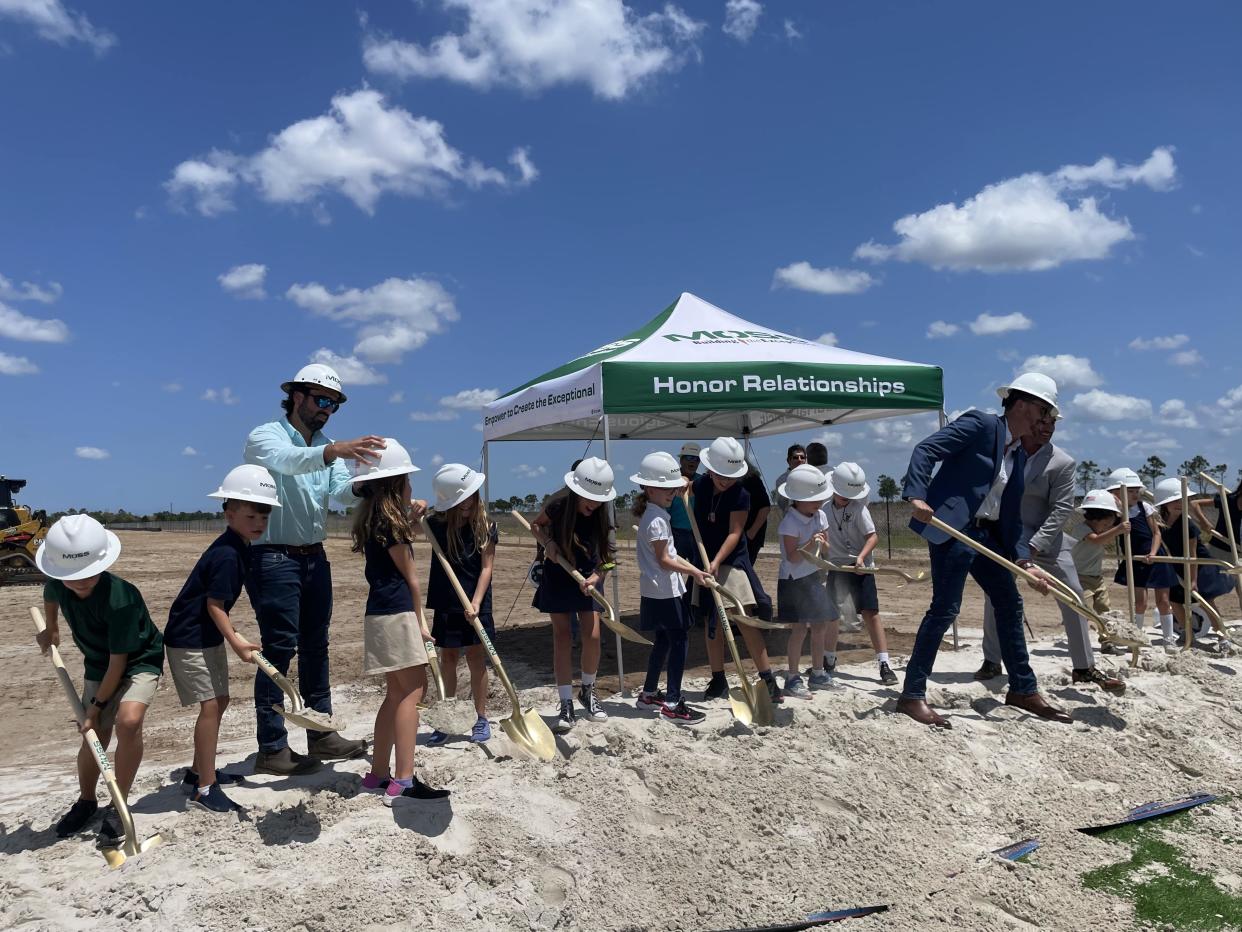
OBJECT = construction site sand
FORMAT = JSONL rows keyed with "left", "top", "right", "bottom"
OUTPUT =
{"left": 2, "top": 532, "right": 1241, "bottom": 931}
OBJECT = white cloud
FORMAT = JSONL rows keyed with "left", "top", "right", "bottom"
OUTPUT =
{"left": 926, "top": 320, "right": 959, "bottom": 339}
{"left": 723, "top": 0, "right": 761, "bottom": 42}
{"left": 167, "top": 90, "right": 532, "bottom": 217}
{"left": 181, "top": 446, "right": 199, "bottom": 456}
{"left": 1017, "top": 354, "right": 1102, "bottom": 390}
{"left": 1216, "top": 385, "right": 1242, "bottom": 415}
{"left": 870, "top": 419, "right": 915, "bottom": 450}
{"left": 1072, "top": 389, "right": 1152, "bottom": 421}
{"left": 0, "top": 301, "right": 70, "bottom": 342}
{"left": 0, "top": 273, "right": 61, "bottom": 303}
{"left": 74, "top": 446, "right": 109, "bottom": 459}
{"left": 513, "top": 463, "right": 547, "bottom": 479}
{"left": 440, "top": 387, "right": 500, "bottom": 409}
{"left": 306, "top": 349, "right": 387, "bottom": 386}
{"left": 1158, "top": 399, "right": 1199, "bottom": 429}
{"left": 783, "top": 18, "right": 801, "bottom": 40}
{"left": 969, "top": 311, "right": 1032, "bottom": 336}
{"left": 0, "top": 351, "right": 38, "bottom": 375}
{"left": 288, "top": 276, "right": 457, "bottom": 365}
{"left": 809, "top": 430, "right": 844, "bottom": 449}
{"left": 362, "top": 0, "right": 704, "bottom": 100}
{"left": 430, "top": 453, "right": 445, "bottom": 467}
{"left": 1122, "top": 434, "right": 1179, "bottom": 457}
{"left": 1129, "top": 333, "right": 1188, "bottom": 351}
{"left": 0, "top": 0, "right": 115, "bottom": 53}
{"left": 162, "top": 382, "right": 182, "bottom": 393}
{"left": 772, "top": 262, "right": 874, "bottom": 295}
{"left": 854, "top": 148, "right": 1175, "bottom": 272}
{"left": 388, "top": 391, "right": 404, "bottom": 404}
{"left": 201, "top": 387, "right": 240, "bottom": 405}
{"left": 218, "top": 263, "right": 267, "bottom": 299}
{"left": 815, "top": 332, "right": 838, "bottom": 347}
{"left": 1171, "top": 349, "right": 1203, "bottom": 367}
{"left": 410, "top": 410, "right": 460, "bottom": 422}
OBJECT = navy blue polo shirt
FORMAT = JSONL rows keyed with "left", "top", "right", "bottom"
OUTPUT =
{"left": 365, "top": 520, "right": 415, "bottom": 616}
{"left": 692, "top": 473, "right": 751, "bottom": 566}
{"left": 426, "top": 517, "right": 498, "bottom": 613}
{"left": 164, "top": 528, "right": 249, "bottom": 649}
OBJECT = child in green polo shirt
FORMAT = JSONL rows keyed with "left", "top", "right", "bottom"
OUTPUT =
{"left": 34, "top": 514, "right": 164, "bottom": 846}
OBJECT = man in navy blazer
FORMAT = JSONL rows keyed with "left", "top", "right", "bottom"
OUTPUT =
{"left": 898, "top": 373, "right": 1071, "bottom": 728}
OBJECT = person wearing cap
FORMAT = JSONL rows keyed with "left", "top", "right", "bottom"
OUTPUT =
{"left": 976, "top": 415, "right": 1125, "bottom": 695}
{"left": 243, "top": 363, "right": 387, "bottom": 775}
{"left": 422, "top": 464, "right": 499, "bottom": 746}
{"left": 690, "top": 437, "right": 781, "bottom": 705}
{"left": 900, "top": 373, "right": 1069, "bottom": 728}
{"left": 1066, "top": 489, "right": 1131, "bottom": 616}
{"left": 163, "top": 465, "right": 280, "bottom": 814}
{"left": 1109, "top": 468, "right": 1177, "bottom": 639}
{"left": 531, "top": 457, "right": 618, "bottom": 733}
{"left": 819, "top": 463, "right": 899, "bottom": 687}
{"left": 771, "top": 443, "right": 808, "bottom": 516}
{"left": 35, "top": 515, "right": 165, "bottom": 843}
{"left": 1154, "top": 477, "right": 1233, "bottom": 641}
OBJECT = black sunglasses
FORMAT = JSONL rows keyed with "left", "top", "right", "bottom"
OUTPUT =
{"left": 307, "top": 393, "right": 341, "bottom": 412}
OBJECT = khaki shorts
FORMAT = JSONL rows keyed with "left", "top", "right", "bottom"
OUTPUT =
{"left": 82, "top": 672, "right": 160, "bottom": 731}
{"left": 364, "top": 612, "right": 429, "bottom": 675}
{"left": 692, "top": 564, "right": 757, "bottom": 611}
{"left": 167, "top": 644, "right": 230, "bottom": 706}
{"left": 1079, "top": 575, "right": 1111, "bottom": 615}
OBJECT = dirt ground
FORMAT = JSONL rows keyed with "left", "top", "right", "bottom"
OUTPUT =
{"left": 1, "top": 531, "right": 1240, "bottom": 932}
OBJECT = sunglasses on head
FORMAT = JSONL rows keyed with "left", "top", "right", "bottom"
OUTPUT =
{"left": 308, "top": 393, "right": 341, "bottom": 412}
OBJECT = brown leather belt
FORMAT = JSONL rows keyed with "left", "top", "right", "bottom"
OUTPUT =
{"left": 260, "top": 543, "right": 324, "bottom": 556}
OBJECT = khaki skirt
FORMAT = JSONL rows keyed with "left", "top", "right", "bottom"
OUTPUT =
{"left": 363, "top": 612, "right": 429, "bottom": 675}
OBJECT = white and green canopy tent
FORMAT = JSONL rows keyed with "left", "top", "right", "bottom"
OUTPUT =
{"left": 481, "top": 292, "right": 946, "bottom": 687}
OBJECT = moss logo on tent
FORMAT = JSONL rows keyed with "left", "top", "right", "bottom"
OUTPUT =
{"left": 662, "top": 330, "right": 809, "bottom": 346}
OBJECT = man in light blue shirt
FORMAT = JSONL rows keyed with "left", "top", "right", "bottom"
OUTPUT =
{"left": 243, "top": 363, "right": 385, "bottom": 775}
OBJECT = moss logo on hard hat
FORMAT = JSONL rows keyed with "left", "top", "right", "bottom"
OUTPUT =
{"left": 662, "top": 330, "right": 809, "bottom": 346}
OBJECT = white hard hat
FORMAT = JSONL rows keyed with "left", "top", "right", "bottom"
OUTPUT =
{"left": 281, "top": 363, "right": 347, "bottom": 403}
{"left": 564, "top": 456, "right": 616, "bottom": 503}
{"left": 699, "top": 437, "right": 748, "bottom": 479}
{"left": 431, "top": 463, "right": 486, "bottom": 512}
{"left": 35, "top": 514, "right": 121, "bottom": 581}
{"left": 208, "top": 464, "right": 282, "bottom": 507}
{"left": 352, "top": 438, "right": 419, "bottom": 483}
{"left": 997, "top": 372, "right": 1059, "bottom": 417}
{"left": 679, "top": 442, "right": 701, "bottom": 459}
{"left": 630, "top": 452, "right": 685, "bottom": 489}
{"left": 778, "top": 464, "right": 832, "bottom": 503}
{"left": 1078, "top": 489, "right": 1120, "bottom": 515}
{"left": 1105, "top": 467, "right": 1143, "bottom": 491}
{"left": 1154, "top": 477, "right": 1187, "bottom": 508}
{"left": 829, "top": 462, "right": 870, "bottom": 500}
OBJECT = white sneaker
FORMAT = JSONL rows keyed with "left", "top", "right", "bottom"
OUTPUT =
{"left": 553, "top": 699, "right": 576, "bottom": 734}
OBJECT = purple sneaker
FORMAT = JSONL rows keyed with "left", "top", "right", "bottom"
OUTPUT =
{"left": 360, "top": 772, "right": 391, "bottom": 794}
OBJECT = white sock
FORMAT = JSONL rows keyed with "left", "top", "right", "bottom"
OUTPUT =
{"left": 580, "top": 672, "right": 596, "bottom": 687}
{"left": 1160, "top": 614, "right": 1175, "bottom": 639}
{"left": 876, "top": 652, "right": 889, "bottom": 665}
{"left": 1133, "top": 612, "right": 1145, "bottom": 628}
{"left": 557, "top": 684, "right": 573, "bottom": 701}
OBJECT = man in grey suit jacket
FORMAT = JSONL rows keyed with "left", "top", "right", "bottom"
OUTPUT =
{"left": 978, "top": 416, "right": 1125, "bottom": 693}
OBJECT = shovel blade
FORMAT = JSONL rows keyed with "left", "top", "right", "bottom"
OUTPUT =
{"left": 500, "top": 708, "right": 558, "bottom": 761}
{"left": 727, "top": 687, "right": 754, "bottom": 727}
{"left": 273, "top": 704, "right": 340, "bottom": 732}
{"left": 101, "top": 846, "right": 127, "bottom": 869}
{"left": 727, "top": 612, "right": 792, "bottom": 632}
{"left": 749, "top": 680, "right": 776, "bottom": 726}
{"left": 601, "top": 615, "right": 652, "bottom": 646}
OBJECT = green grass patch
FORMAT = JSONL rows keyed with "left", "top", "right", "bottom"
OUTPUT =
{"left": 1082, "top": 810, "right": 1242, "bottom": 930}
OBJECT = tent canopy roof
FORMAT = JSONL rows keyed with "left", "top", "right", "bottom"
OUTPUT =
{"left": 482, "top": 292, "right": 942, "bottom": 442}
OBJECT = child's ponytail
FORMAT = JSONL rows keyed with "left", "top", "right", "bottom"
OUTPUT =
{"left": 632, "top": 492, "right": 649, "bottom": 519}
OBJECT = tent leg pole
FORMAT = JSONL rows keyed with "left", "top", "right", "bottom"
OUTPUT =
{"left": 482, "top": 442, "right": 490, "bottom": 506}
{"left": 603, "top": 415, "right": 628, "bottom": 697}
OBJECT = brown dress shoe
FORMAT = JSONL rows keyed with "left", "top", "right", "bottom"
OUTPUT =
{"left": 1005, "top": 691, "right": 1072, "bottom": 723}
{"left": 895, "top": 696, "right": 952, "bottom": 729}
{"left": 1072, "top": 667, "right": 1126, "bottom": 696}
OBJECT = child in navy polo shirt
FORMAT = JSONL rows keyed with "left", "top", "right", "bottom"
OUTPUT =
{"left": 164, "top": 466, "right": 278, "bottom": 814}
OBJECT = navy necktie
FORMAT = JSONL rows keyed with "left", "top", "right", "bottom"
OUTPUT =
{"left": 998, "top": 445, "right": 1027, "bottom": 557}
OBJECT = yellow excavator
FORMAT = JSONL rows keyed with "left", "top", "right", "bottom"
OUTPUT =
{"left": 1, "top": 476, "right": 48, "bottom": 587}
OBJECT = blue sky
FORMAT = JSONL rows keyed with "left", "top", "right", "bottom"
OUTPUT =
{"left": 2, "top": 0, "right": 1240, "bottom": 512}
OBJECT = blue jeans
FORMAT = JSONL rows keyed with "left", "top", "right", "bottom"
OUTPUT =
{"left": 246, "top": 546, "right": 334, "bottom": 752}
{"left": 644, "top": 630, "right": 689, "bottom": 702}
{"left": 902, "top": 531, "right": 1037, "bottom": 700}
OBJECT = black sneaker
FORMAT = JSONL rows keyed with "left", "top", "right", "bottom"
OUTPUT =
{"left": 553, "top": 699, "right": 577, "bottom": 734}
{"left": 54, "top": 797, "right": 98, "bottom": 837}
{"left": 382, "top": 776, "right": 451, "bottom": 807}
{"left": 182, "top": 769, "right": 245, "bottom": 794}
{"left": 190, "top": 783, "right": 242, "bottom": 814}
{"left": 973, "top": 660, "right": 1003, "bottom": 681}
{"left": 308, "top": 732, "right": 368, "bottom": 761}
{"left": 762, "top": 675, "right": 784, "bottom": 704}
{"left": 822, "top": 654, "right": 838, "bottom": 673}
{"left": 660, "top": 699, "right": 707, "bottom": 726}
{"left": 703, "top": 674, "right": 729, "bottom": 701}
{"left": 96, "top": 808, "right": 122, "bottom": 847}
{"left": 578, "top": 685, "right": 607, "bottom": 721}
{"left": 878, "top": 661, "right": 899, "bottom": 686}
{"left": 254, "top": 747, "right": 323, "bottom": 776}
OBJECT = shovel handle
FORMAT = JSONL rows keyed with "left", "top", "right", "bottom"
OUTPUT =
{"left": 1199, "top": 471, "right": 1241, "bottom": 566}
{"left": 1119, "top": 486, "right": 1138, "bottom": 625}
{"left": 418, "top": 516, "right": 522, "bottom": 709}
{"left": 252, "top": 651, "right": 306, "bottom": 712}
{"left": 30, "top": 606, "right": 141, "bottom": 857}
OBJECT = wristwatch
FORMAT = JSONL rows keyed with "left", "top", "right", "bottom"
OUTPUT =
{"left": 90, "top": 695, "right": 110, "bottom": 709}
{"left": 1016, "top": 559, "right": 1034, "bottom": 570}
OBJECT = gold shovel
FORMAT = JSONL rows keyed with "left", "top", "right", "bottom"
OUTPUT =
{"left": 418, "top": 517, "right": 557, "bottom": 761}
{"left": 798, "top": 543, "right": 930, "bottom": 587}
{"left": 684, "top": 494, "right": 776, "bottom": 727}
{"left": 30, "top": 606, "right": 161, "bottom": 869}
{"left": 251, "top": 651, "right": 340, "bottom": 732}
{"left": 923, "top": 517, "right": 1146, "bottom": 666}
{"left": 424, "top": 637, "right": 447, "bottom": 701}
{"left": 1199, "top": 470, "right": 1242, "bottom": 616}
{"left": 510, "top": 511, "right": 651, "bottom": 645}
{"left": 1119, "top": 485, "right": 1138, "bottom": 628}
